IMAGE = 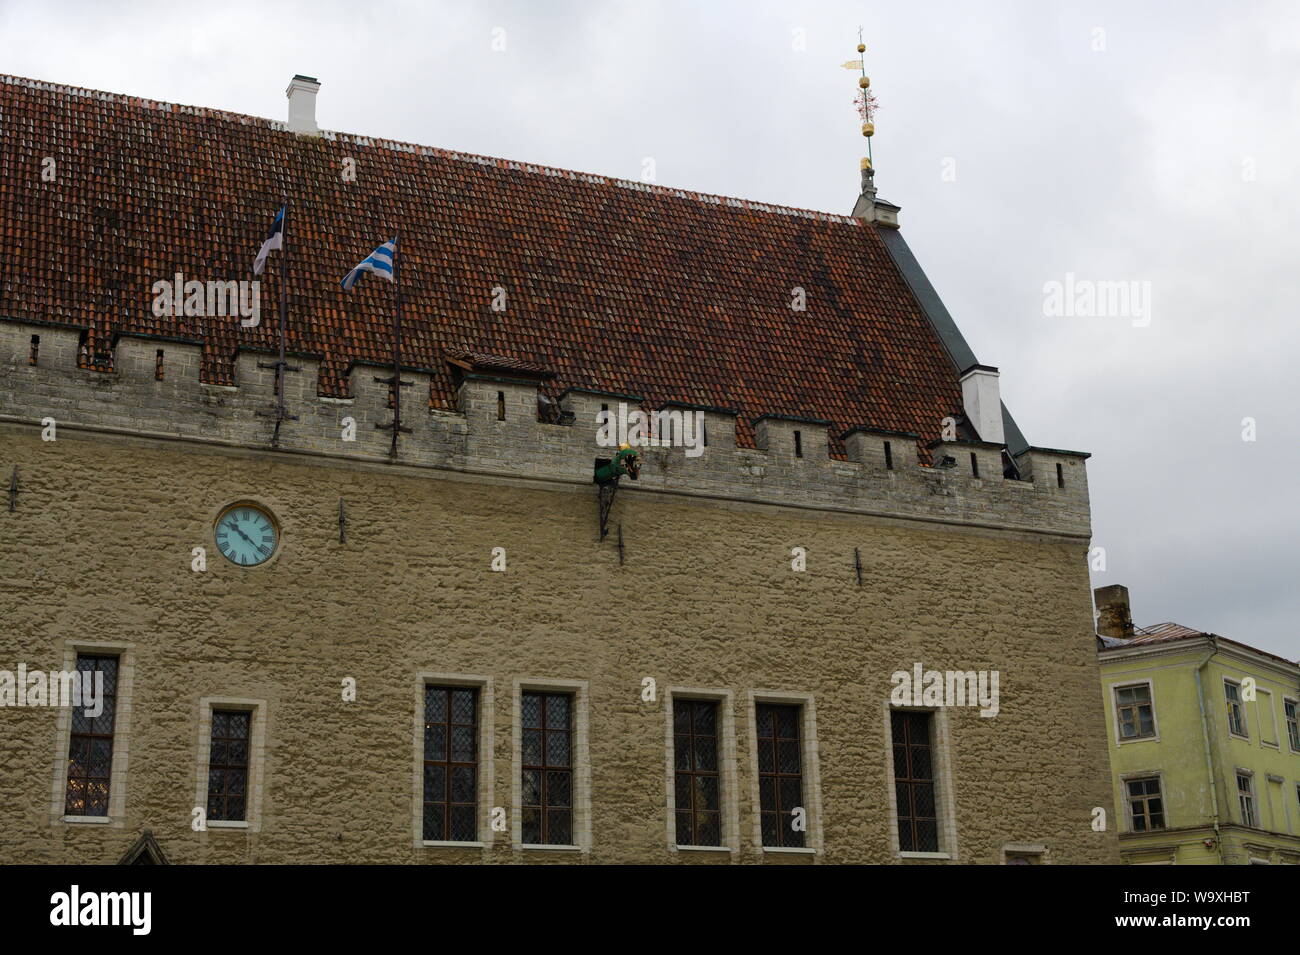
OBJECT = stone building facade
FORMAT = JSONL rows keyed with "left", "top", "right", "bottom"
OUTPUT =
{"left": 0, "top": 73, "right": 1119, "bottom": 864}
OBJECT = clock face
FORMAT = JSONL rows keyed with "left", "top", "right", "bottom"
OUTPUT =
{"left": 214, "top": 504, "right": 278, "bottom": 567}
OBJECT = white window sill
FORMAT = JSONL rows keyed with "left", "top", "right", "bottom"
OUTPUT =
{"left": 519, "top": 843, "right": 582, "bottom": 852}
{"left": 422, "top": 840, "right": 486, "bottom": 849}
{"left": 762, "top": 846, "right": 816, "bottom": 855}
{"left": 899, "top": 851, "right": 951, "bottom": 860}
{"left": 206, "top": 820, "right": 249, "bottom": 830}
{"left": 61, "top": 815, "right": 112, "bottom": 825}
{"left": 674, "top": 844, "right": 732, "bottom": 853}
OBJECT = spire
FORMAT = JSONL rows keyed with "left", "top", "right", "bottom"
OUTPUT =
{"left": 845, "top": 30, "right": 899, "bottom": 227}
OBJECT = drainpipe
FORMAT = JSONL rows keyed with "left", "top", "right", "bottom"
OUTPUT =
{"left": 1194, "top": 635, "right": 1224, "bottom": 865}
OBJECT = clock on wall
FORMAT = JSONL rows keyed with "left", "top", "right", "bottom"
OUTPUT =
{"left": 214, "top": 503, "right": 279, "bottom": 567}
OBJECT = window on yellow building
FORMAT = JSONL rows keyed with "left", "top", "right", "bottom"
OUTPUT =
{"left": 1225, "top": 681, "right": 1248, "bottom": 738}
{"left": 1126, "top": 777, "right": 1165, "bottom": 831}
{"left": 1236, "top": 773, "right": 1256, "bottom": 827}
{"left": 1284, "top": 698, "right": 1300, "bottom": 753}
{"left": 1114, "top": 683, "right": 1156, "bottom": 740}
{"left": 1258, "top": 689, "right": 1278, "bottom": 746}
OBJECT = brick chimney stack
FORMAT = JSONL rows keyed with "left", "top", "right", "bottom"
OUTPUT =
{"left": 1094, "top": 584, "right": 1134, "bottom": 638}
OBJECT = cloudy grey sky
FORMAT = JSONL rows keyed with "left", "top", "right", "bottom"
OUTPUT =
{"left": 3, "top": 0, "right": 1297, "bottom": 658}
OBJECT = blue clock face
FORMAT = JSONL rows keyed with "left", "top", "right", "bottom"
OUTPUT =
{"left": 214, "top": 504, "right": 278, "bottom": 567}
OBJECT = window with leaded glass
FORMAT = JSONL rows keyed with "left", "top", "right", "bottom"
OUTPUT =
{"left": 423, "top": 685, "right": 479, "bottom": 842}
{"left": 64, "top": 654, "right": 119, "bottom": 817}
{"left": 1237, "top": 773, "right": 1256, "bottom": 827}
{"left": 891, "top": 710, "right": 939, "bottom": 852}
{"left": 1225, "top": 681, "right": 1248, "bottom": 737}
{"left": 1114, "top": 683, "right": 1156, "bottom": 740}
{"left": 207, "top": 709, "right": 251, "bottom": 822}
{"left": 755, "top": 702, "right": 804, "bottom": 848}
{"left": 521, "top": 691, "right": 573, "bottom": 845}
{"left": 673, "top": 699, "right": 721, "bottom": 846}
{"left": 1126, "top": 777, "right": 1165, "bottom": 831}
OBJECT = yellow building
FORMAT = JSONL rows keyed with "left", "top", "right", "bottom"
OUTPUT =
{"left": 1096, "top": 585, "right": 1300, "bottom": 864}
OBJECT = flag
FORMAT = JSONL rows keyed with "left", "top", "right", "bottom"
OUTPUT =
{"left": 253, "top": 206, "right": 285, "bottom": 276}
{"left": 340, "top": 238, "right": 397, "bottom": 290}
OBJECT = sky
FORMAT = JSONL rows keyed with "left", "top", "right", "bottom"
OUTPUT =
{"left": 2, "top": 0, "right": 1297, "bottom": 658}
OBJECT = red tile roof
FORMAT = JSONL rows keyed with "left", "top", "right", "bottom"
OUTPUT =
{"left": 0, "top": 74, "right": 964, "bottom": 458}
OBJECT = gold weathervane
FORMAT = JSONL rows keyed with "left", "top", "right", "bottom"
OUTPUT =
{"left": 841, "top": 27, "right": 876, "bottom": 174}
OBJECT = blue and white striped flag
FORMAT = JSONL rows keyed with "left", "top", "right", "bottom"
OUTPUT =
{"left": 340, "top": 238, "right": 397, "bottom": 291}
{"left": 252, "top": 205, "right": 285, "bottom": 276}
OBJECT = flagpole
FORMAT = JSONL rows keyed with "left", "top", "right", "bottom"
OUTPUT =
{"left": 391, "top": 232, "right": 402, "bottom": 457}
{"left": 275, "top": 198, "right": 290, "bottom": 445}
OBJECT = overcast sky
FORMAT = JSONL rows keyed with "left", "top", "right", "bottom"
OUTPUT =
{"left": 3, "top": 0, "right": 1297, "bottom": 658}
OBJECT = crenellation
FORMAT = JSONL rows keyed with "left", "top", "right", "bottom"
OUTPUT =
{"left": 0, "top": 324, "right": 1092, "bottom": 538}
{"left": 843, "top": 426, "right": 916, "bottom": 472}
{"left": 559, "top": 387, "right": 643, "bottom": 432}
{"left": 754, "top": 414, "right": 832, "bottom": 464}
{"left": 927, "top": 439, "right": 1005, "bottom": 482}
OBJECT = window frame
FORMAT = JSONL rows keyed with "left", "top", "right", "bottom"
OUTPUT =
{"left": 194, "top": 697, "right": 268, "bottom": 831}
{"left": 1257, "top": 688, "right": 1279, "bottom": 748}
{"left": 412, "top": 673, "right": 494, "bottom": 850}
{"left": 1236, "top": 771, "right": 1257, "bottom": 828}
{"left": 747, "top": 690, "right": 823, "bottom": 855}
{"left": 1002, "top": 842, "right": 1049, "bottom": 864}
{"left": 426, "top": 686, "right": 483, "bottom": 841}
{"left": 62, "top": 653, "right": 121, "bottom": 820}
{"left": 1282, "top": 697, "right": 1300, "bottom": 754}
{"left": 891, "top": 709, "right": 945, "bottom": 853}
{"left": 1224, "top": 679, "right": 1249, "bottom": 740}
{"left": 883, "top": 703, "right": 958, "bottom": 860}
{"left": 51, "top": 640, "right": 134, "bottom": 827}
{"left": 205, "top": 707, "right": 253, "bottom": 823}
{"left": 512, "top": 678, "right": 590, "bottom": 853}
{"left": 664, "top": 687, "right": 738, "bottom": 855}
{"left": 1122, "top": 774, "right": 1167, "bottom": 833}
{"left": 1110, "top": 679, "right": 1159, "bottom": 744}
{"left": 754, "top": 701, "right": 806, "bottom": 850}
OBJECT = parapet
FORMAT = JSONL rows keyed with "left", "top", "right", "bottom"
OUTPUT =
{"left": 0, "top": 319, "right": 1091, "bottom": 538}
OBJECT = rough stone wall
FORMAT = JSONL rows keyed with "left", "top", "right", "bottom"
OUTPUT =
{"left": 0, "top": 421, "right": 1118, "bottom": 864}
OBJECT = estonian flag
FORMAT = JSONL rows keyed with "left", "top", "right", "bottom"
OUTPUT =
{"left": 341, "top": 238, "right": 397, "bottom": 291}
{"left": 253, "top": 206, "right": 285, "bottom": 276}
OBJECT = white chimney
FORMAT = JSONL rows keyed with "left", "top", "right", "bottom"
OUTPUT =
{"left": 286, "top": 75, "right": 321, "bottom": 136}
{"left": 959, "top": 364, "right": 1005, "bottom": 445}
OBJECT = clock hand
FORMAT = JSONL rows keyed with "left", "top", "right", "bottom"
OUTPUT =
{"left": 231, "top": 524, "right": 258, "bottom": 547}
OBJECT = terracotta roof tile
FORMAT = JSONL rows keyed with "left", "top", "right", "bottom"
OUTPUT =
{"left": 0, "top": 74, "right": 964, "bottom": 458}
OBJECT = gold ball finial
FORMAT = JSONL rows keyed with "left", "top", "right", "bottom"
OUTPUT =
{"left": 857, "top": 43, "right": 865, "bottom": 53}
{"left": 858, "top": 76, "right": 870, "bottom": 89}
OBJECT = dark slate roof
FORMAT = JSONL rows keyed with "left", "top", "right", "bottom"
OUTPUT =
{"left": 0, "top": 73, "right": 969, "bottom": 459}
